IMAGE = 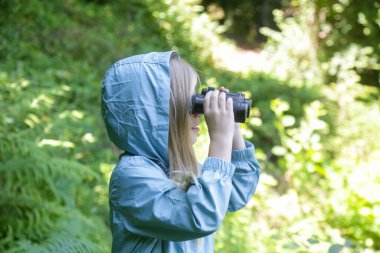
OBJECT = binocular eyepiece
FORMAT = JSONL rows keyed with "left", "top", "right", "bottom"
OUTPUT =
{"left": 191, "top": 87, "right": 252, "bottom": 123}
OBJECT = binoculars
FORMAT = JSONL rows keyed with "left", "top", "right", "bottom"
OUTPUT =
{"left": 191, "top": 87, "right": 252, "bottom": 123}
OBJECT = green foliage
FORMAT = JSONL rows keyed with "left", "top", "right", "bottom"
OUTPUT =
{"left": 209, "top": 0, "right": 380, "bottom": 252}
{"left": 316, "top": 0, "right": 380, "bottom": 87}
{"left": 201, "top": 0, "right": 282, "bottom": 47}
{"left": 0, "top": 74, "right": 110, "bottom": 252}
{"left": 1, "top": 0, "right": 379, "bottom": 252}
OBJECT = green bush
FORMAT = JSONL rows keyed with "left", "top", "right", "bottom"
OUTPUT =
{"left": 1, "top": 0, "right": 379, "bottom": 252}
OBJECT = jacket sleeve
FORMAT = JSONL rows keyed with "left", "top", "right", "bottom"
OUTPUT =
{"left": 228, "top": 140, "right": 261, "bottom": 212}
{"left": 109, "top": 156, "right": 236, "bottom": 241}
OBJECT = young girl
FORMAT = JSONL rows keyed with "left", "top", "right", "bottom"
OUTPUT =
{"left": 101, "top": 51, "right": 260, "bottom": 253}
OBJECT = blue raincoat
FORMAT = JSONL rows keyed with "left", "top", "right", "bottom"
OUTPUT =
{"left": 101, "top": 51, "right": 260, "bottom": 253}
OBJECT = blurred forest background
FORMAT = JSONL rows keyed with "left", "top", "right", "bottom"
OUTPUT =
{"left": 1, "top": 0, "right": 379, "bottom": 252}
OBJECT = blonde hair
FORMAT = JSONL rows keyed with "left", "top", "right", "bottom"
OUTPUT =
{"left": 169, "top": 56, "right": 204, "bottom": 252}
{"left": 168, "top": 56, "right": 200, "bottom": 191}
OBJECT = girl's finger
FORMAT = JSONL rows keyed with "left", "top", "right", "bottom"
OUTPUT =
{"left": 204, "top": 89, "right": 212, "bottom": 112}
{"left": 226, "top": 97, "right": 233, "bottom": 113}
{"left": 209, "top": 90, "right": 220, "bottom": 110}
{"left": 218, "top": 92, "right": 226, "bottom": 111}
{"left": 218, "top": 86, "right": 230, "bottom": 93}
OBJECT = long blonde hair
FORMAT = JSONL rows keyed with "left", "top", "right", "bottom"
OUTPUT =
{"left": 168, "top": 56, "right": 200, "bottom": 190}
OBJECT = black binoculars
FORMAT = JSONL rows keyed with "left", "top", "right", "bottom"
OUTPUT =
{"left": 191, "top": 87, "right": 252, "bottom": 123}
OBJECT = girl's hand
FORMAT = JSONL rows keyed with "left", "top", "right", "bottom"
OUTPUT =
{"left": 204, "top": 89, "right": 235, "bottom": 142}
{"left": 218, "top": 86, "right": 240, "bottom": 129}
{"left": 219, "top": 86, "right": 246, "bottom": 150}
{"left": 204, "top": 89, "right": 235, "bottom": 161}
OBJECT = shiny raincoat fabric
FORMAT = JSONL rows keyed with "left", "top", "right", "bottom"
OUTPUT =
{"left": 101, "top": 51, "right": 261, "bottom": 253}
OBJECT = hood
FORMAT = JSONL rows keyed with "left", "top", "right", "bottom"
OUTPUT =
{"left": 101, "top": 51, "right": 178, "bottom": 173}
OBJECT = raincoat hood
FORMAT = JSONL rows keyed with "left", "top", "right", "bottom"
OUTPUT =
{"left": 101, "top": 51, "right": 178, "bottom": 171}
